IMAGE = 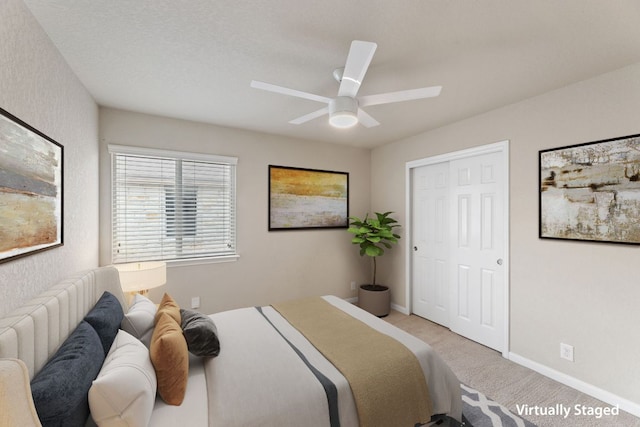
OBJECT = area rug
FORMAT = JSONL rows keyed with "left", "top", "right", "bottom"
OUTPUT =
{"left": 460, "top": 383, "right": 537, "bottom": 427}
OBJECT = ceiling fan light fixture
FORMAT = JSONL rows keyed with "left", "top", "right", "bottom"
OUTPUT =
{"left": 329, "top": 96, "right": 358, "bottom": 128}
{"left": 329, "top": 111, "right": 358, "bottom": 128}
{"left": 251, "top": 40, "right": 441, "bottom": 129}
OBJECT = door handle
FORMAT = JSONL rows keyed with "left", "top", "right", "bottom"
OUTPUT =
{"left": 497, "top": 258, "right": 503, "bottom": 265}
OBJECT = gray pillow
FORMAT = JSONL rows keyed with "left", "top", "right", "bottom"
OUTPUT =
{"left": 84, "top": 291, "right": 124, "bottom": 356}
{"left": 180, "top": 309, "right": 220, "bottom": 357}
{"left": 31, "top": 320, "right": 105, "bottom": 427}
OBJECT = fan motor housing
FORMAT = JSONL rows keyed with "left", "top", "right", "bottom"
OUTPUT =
{"left": 329, "top": 96, "right": 358, "bottom": 114}
{"left": 329, "top": 96, "right": 358, "bottom": 128}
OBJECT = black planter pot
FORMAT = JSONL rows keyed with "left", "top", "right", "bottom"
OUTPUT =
{"left": 358, "top": 284, "right": 390, "bottom": 317}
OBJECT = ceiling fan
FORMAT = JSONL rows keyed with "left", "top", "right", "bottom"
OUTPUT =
{"left": 250, "top": 40, "right": 442, "bottom": 129}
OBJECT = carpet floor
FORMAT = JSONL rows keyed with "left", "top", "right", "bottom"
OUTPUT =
{"left": 383, "top": 311, "right": 640, "bottom": 427}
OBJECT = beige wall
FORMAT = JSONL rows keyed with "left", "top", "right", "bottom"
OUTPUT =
{"left": 98, "top": 107, "right": 371, "bottom": 313}
{"left": 0, "top": 0, "right": 99, "bottom": 317}
{"left": 372, "top": 62, "right": 640, "bottom": 406}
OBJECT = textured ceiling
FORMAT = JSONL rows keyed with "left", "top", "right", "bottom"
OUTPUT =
{"left": 22, "top": 0, "right": 640, "bottom": 148}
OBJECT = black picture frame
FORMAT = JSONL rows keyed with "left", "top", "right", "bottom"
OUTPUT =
{"left": 539, "top": 133, "right": 640, "bottom": 244}
{"left": 0, "top": 107, "right": 64, "bottom": 263}
{"left": 269, "top": 165, "right": 349, "bottom": 231}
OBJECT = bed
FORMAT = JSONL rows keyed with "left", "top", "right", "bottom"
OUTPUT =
{"left": 0, "top": 266, "right": 462, "bottom": 426}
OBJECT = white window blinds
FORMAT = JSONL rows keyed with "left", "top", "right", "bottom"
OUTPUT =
{"left": 109, "top": 145, "right": 237, "bottom": 263}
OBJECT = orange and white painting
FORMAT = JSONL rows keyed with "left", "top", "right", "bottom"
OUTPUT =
{"left": 269, "top": 165, "right": 348, "bottom": 230}
{"left": 0, "top": 109, "right": 63, "bottom": 263}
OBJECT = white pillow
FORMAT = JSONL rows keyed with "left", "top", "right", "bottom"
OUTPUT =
{"left": 89, "top": 330, "right": 157, "bottom": 427}
{"left": 121, "top": 293, "right": 157, "bottom": 347}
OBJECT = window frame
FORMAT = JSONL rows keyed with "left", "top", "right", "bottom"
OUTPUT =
{"left": 108, "top": 144, "right": 238, "bottom": 266}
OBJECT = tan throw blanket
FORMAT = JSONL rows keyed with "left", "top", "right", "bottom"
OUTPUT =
{"left": 272, "top": 297, "right": 432, "bottom": 427}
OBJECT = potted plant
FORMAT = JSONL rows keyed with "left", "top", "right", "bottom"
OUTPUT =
{"left": 348, "top": 211, "right": 401, "bottom": 316}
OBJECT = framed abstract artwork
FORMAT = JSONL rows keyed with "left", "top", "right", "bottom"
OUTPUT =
{"left": 0, "top": 107, "right": 64, "bottom": 263}
{"left": 269, "top": 165, "right": 349, "bottom": 230}
{"left": 539, "top": 133, "right": 640, "bottom": 244}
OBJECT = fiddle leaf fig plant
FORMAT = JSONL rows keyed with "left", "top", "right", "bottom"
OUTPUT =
{"left": 348, "top": 211, "right": 401, "bottom": 289}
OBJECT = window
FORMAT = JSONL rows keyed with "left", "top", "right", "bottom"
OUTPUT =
{"left": 109, "top": 144, "right": 237, "bottom": 264}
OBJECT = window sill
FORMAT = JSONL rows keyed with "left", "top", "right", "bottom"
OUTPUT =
{"left": 166, "top": 255, "right": 239, "bottom": 268}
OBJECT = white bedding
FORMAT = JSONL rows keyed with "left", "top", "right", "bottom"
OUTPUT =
{"left": 149, "top": 355, "right": 208, "bottom": 426}
{"left": 0, "top": 267, "right": 461, "bottom": 427}
{"left": 149, "top": 296, "right": 462, "bottom": 427}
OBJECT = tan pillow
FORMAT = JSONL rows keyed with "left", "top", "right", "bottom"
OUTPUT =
{"left": 150, "top": 312, "right": 188, "bottom": 405}
{"left": 155, "top": 293, "right": 181, "bottom": 325}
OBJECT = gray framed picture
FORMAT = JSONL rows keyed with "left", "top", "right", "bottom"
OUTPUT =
{"left": 269, "top": 165, "right": 348, "bottom": 230}
{"left": 539, "top": 133, "right": 640, "bottom": 244}
{"left": 0, "top": 107, "right": 64, "bottom": 263}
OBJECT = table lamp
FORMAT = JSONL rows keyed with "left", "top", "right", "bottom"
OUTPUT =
{"left": 114, "top": 261, "right": 166, "bottom": 299}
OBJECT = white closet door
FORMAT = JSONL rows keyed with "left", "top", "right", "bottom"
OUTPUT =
{"left": 449, "top": 151, "right": 505, "bottom": 352}
{"left": 411, "top": 162, "right": 450, "bottom": 327}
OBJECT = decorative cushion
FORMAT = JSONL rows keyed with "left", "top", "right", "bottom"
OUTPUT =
{"left": 121, "top": 293, "right": 157, "bottom": 348}
{"left": 84, "top": 291, "right": 125, "bottom": 356}
{"left": 0, "top": 359, "right": 41, "bottom": 427}
{"left": 150, "top": 312, "right": 189, "bottom": 405}
{"left": 180, "top": 309, "right": 221, "bottom": 357}
{"left": 155, "top": 293, "right": 181, "bottom": 325}
{"left": 89, "top": 330, "right": 157, "bottom": 427}
{"left": 31, "top": 321, "right": 105, "bottom": 427}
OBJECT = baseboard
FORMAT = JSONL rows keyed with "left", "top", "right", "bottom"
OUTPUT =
{"left": 343, "top": 297, "right": 410, "bottom": 315}
{"left": 508, "top": 352, "right": 640, "bottom": 418}
{"left": 391, "top": 302, "right": 410, "bottom": 315}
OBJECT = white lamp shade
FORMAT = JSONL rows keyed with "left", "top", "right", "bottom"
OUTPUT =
{"left": 115, "top": 261, "right": 166, "bottom": 293}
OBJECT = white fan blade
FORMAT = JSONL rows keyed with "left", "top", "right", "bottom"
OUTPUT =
{"left": 289, "top": 106, "right": 329, "bottom": 125}
{"left": 251, "top": 80, "right": 331, "bottom": 104}
{"left": 338, "top": 41, "right": 377, "bottom": 98}
{"left": 357, "top": 109, "right": 380, "bottom": 128}
{"left": 359, "top": 86, "right": 442, "bottom": 107}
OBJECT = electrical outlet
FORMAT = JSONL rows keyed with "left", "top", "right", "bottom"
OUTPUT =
{"left": 191, "top": 296, "right": 201, "bottom": 309}
{"left": 560, "top": 343, "right": 574, "bottom": 362}
{"left": 350, "top": 281, "right": 356, "bottom": 291}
